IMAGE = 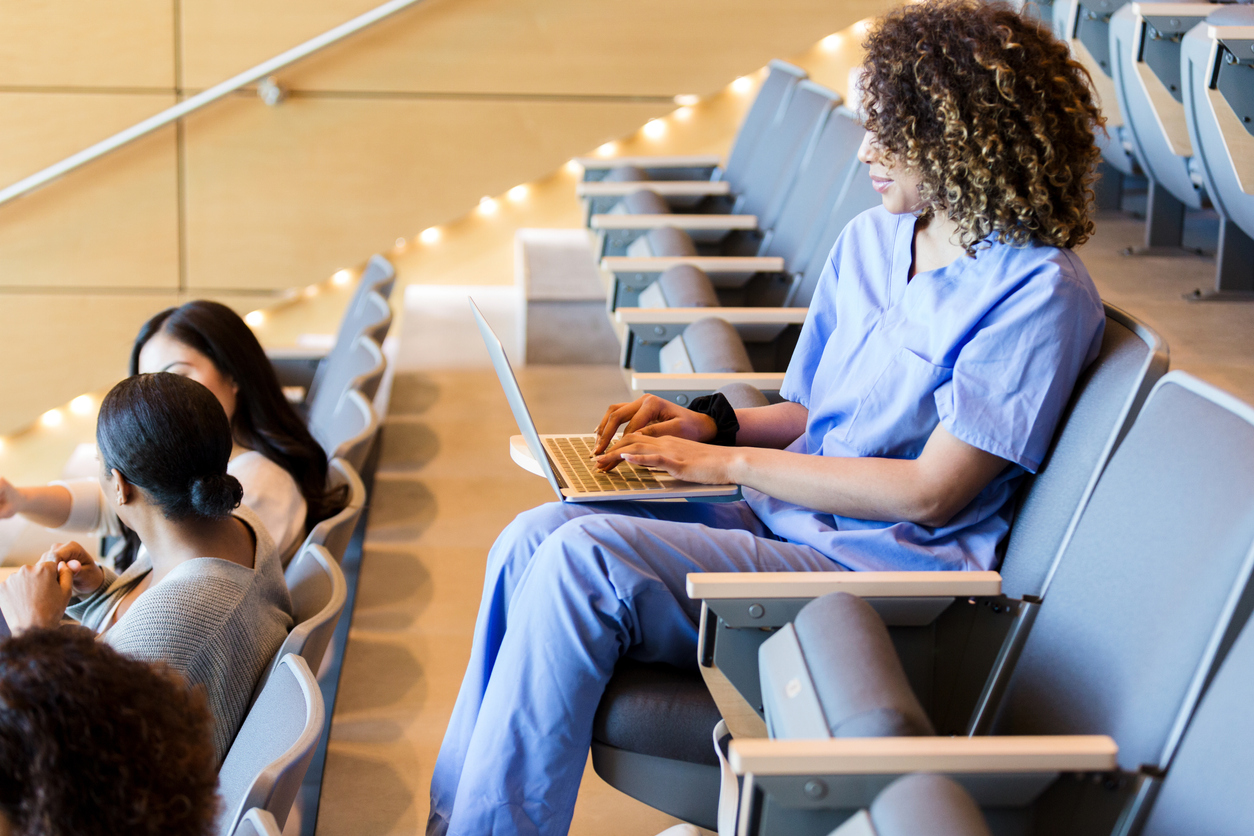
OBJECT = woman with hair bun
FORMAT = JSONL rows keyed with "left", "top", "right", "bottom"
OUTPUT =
{"left": 0, "top": 372, "right": 293, "bottom": 765}
{"left": 0, "top": 300, "right": 342, "bottom": 567}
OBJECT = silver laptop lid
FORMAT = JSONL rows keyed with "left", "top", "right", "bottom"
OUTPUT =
{"left": 470, "top": 298, "right": 564, "bottom": 499}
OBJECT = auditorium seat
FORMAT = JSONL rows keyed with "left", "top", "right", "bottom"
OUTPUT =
{"left": 590, "top": 306, "right": 1166, "bottom": 829}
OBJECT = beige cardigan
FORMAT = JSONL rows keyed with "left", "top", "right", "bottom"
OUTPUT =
{"left": 66, "top": 505, "right": 294, "bottom": 764}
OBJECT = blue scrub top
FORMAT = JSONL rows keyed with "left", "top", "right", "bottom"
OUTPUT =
{"left": 744, "top": 206, "right": 1105, "bottom": 572}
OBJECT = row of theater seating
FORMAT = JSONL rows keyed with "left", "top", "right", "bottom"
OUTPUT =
{"left": 574, "top": 60, "right": 883, "bottom": 409}
{"left": 1047, "top": 0, "right": 1254, "bottom": 298}
{"left": 212, "top": 256, "right": 397, "bottom": 836}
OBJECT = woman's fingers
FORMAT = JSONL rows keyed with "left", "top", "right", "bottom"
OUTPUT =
{"left": 595, "top": 399, "right": 645, "bottom": 454}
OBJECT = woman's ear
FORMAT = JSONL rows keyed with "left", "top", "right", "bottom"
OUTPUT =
{"left": 110, "top": 469, "right": 133, "bottom": 507}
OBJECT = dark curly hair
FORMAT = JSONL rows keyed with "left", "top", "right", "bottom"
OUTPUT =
{"left": 860, "top": 0, "right": 1104, "bottom": 254}
{"left": 0, "top": 628, "right": 218, "bottom": 836}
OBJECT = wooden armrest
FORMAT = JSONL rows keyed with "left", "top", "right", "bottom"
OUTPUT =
{"left": 730, "top": 735, "right": 1118, "bottom": 776}
{"left": 631, "top": 372, "right": 784, "bottom": 392}
{"left": 1207, "top": 22, "right": 1254, "bottom": 40}
{"left": 576, "top": 154, "right": 723, "bottom": 169}
{"left": 591, "top": 214, "right": 758, "bottom": 231}
{"left": 617, "top": 307, "right": 808, "bottom": 326}
{"left": 266, "top": 346, "right": 329, "bottom": 361}
{"left": 1131, "top": 2, "right": 1216, "bottom": 18}
{"left": 577, "top": 181, "right": 732, "bottom": 198}
{"left": 687, "top": 571, "right": 1002, "bottom": 600}
{"left": 601, "top": 256, "right": 785, "bottom": 275}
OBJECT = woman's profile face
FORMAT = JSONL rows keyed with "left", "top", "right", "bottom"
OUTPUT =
{"left": 857, "top": 131, "right": 925, "bottom": 216}
{"left": 137, "top": 331, "right": 238, "bottom": 422}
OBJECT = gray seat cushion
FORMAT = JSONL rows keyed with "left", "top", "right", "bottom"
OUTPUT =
{"left": 870, "top": 774, "right": 991, "bottom": 836}
{"left": 621, "top": 189, "right": 671, "bottom": 215}
{"left": 717, "top": 382, "right": 770, "bottom": 409}
{"left": 682, "top": 317, "right": 754, "bottom": 374}
{"left": 593, "top": 661, "right": 721, "bottom": 766}
{"left": 604, "top": 164, "right": 650, "bottom": 183}
{"left": 794, "top": 592, "right": 935, "bottom": 738}
{"left": 628, "top": 226, "right": 699, "bottom": 258}
{"left": 658, "top": 264, "right": 719, "bottom": 307}
{"left": 646, "top": 226, "right": 699, "bottom": 257}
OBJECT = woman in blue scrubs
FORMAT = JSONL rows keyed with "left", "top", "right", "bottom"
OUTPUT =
{"left": 429, "top": 2, "right": 1106, "bottom": 833}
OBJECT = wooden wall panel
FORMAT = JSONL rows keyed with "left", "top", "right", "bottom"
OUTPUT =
{"left": 0, "top": 0, "right": 174, "bottom": 88}
{"left": 182, "top": 96, "right": 666, "bottom": 289}
{"left": 0, "top": 93, "right": 179, "bottom": 289}
{"left": 0, "top": 295, "right": 181, "bottom": 434}
{"left": 180, "top": 0, "right": 890, "bottom": 95}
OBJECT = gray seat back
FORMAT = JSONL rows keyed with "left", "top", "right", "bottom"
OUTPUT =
{"left": 306, "top": 289, "right": 392, "bottom": 408}
{"left": 283, "top": 543, "right": 346, "bottom": 676}
{"left": 311, "top": 389, "right": 378, "bottom": 473}
{"left": 992, "top": 373, "right": 1254, "bottom": 773}
{"left": 361, "top": 253, "right": 397, "bottom": 302}
{"left": 1054, "top": 0, "right": 1141, "bottom": 175}
{"left": 999, "top": 305, "right": 1168, "bottom": 599}
{"left": 1183, "top": 6, "right": 1254, "bottom": 241}
{"left": 1140, "top": 605, "right": 1254, "bottom": 836}
{"left": 253, "top": 541, "right": 348, "bottom": 696}
{"left": 308, "top": 457, "right": 366, "bottom": 565}
{"left": 307, "top": 334, "right": 385, "bottom": 436}
{"left": 1109, "top": 3, "right": 1212, "bottom": 209}
{"left": 232, "top": 808, "right": 281, "bottom": 836}
{"left": 763, "top": 106, "right": 867, "bottom": 271}
{"left": 787, "top": 158, "right": 882, "bottom": 308}
{"left": 723, "top": 61, "right": 809, "bottom": 184}
{"left": 732, "top": 81, "right": 840, "bottom": 228}
{"left": 217, "top": 654, "right": 325, "bottom": 836}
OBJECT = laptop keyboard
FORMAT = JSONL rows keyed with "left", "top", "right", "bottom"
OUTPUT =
{"left": 543, "top": 436, "right": 668, "bottom": 493}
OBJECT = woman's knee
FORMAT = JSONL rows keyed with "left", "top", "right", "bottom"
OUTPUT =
{"left": 485, "top": 503, "right": 588, "bottom": 578}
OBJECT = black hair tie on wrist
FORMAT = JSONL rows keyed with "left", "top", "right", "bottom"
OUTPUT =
{"left": 688, "top": 393, "right": 740, "bottom": 447}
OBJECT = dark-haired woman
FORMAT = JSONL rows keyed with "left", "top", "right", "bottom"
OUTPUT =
{"left": 0, "top": 300, "right": 337, "bottom": 566}
{"left": 0, "top": 373, "right": 292, "bottom": 765}
{"left": 429, "top": 3, "right": 1108, "bottom": 834}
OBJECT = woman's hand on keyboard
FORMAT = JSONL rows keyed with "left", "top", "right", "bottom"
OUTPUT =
{"left": 594, "top": 395, "right": 718, "bottom": 456}
{"left": 596, "top": 433, "right": 734, "bottom": 484}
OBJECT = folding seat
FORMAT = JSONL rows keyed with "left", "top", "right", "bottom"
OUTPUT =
{"left": 1180, "top": 5, "right": 1254, "bottom": 298}
{"left": 595, "top": 82, "right": 841, "bottom": 308}
{"left": 305, "top": 333, "right": 386, "bottom": 441}
{"left": 1109, "top": 2, "right": 1219, "bottom": 253}
{"left": 231, "top": 808, "right": 282, "bottom": 836}
{"left": 217, "top": 655, "right": 326, "bottom": 836}
{"left": 1054, "top": 0, "right": 1143, "bottom": 180}
{"left": 730, "top": 371, "right": 1254, "bottom": 835}
{"left": 269, "top": 254, "right": 395, "bottom": 395}
{"left": 311, "top": 389, "right": 379, "bottom": 474}
{"left": 618, "top": 157, "right": 882, "bottom": 406}
{"left": 755, "top": 599, "right": 1254, "bottom": 834}
{"left": 578, "top": 61, "right": 808, "bottom": 231}
{"left": 598, "top": 105, "right": 864, "bottom": 264}
{"left": 589, "top": 306, "right": 1166, "bottom": 829}
{"left": 254, "top": 542, "right": 347, "bottom": 697}
{"left": 307, "top": 457, "right": 366, "bottom": 565}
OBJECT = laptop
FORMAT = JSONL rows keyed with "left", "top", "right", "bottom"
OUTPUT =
{"left": 471, "top": 299, "right": 740, "bottom": 502}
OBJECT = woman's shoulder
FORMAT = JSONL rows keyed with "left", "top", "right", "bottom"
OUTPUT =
{"left": 980, "top": 237, "right": 1098, "bottom": 299}
{"left": 229, "top": 450, "right": 300, "bottom": 493}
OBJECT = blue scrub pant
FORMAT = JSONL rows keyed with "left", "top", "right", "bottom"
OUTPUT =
{"left": 427, "top": 499, "right": 835, "bottom": 836}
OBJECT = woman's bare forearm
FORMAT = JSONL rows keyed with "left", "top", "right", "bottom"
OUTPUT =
{"left": 734, "top": 401, "right": 809, "bottom": 449}
{"left": 726, "top": 424, "right": 1009, "bottom": 526}
{"left": 13, "top": 486, "right": 73, "bottom": 529}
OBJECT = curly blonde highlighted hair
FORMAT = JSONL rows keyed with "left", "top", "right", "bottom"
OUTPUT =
{"left": 861, "top": 0, "right": 1104, "bottom": 254}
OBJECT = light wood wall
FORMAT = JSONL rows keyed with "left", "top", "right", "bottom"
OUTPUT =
{"left": 0, "top": 0, "right": 887, "bottom": 434}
